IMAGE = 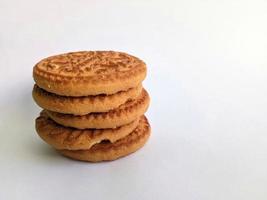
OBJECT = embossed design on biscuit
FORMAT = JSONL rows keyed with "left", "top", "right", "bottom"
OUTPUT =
{"left": 33, "top": 51, "right": 147, "bottom": 96}
{"left": 36, "top": 51, "right": 143, "bottom": 77}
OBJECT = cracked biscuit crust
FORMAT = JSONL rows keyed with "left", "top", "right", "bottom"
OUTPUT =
{"left": 59, "top": 115, "right": 151, "bottom": 162}
{"left": 35, "top": 111, "right": 140, "bottom": 150}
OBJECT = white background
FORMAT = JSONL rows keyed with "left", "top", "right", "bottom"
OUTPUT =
{"left": 0, "top": 0, "right": 267, "bottom": 199}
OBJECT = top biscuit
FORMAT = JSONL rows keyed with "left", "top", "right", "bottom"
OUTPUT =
{"left": 33, "top": 51, "right": 147, "bottom": 96}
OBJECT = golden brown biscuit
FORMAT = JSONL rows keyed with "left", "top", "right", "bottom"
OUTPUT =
{"left": 32, "top": 84, "right": 142, "bottom": 115}
{"left": 33, "top": 51, "right": 147, "bottom": 96}
{"left": 45, "top": 89, "right": 150, "bottom": 129}
{"left": 35, "top": 111, "right": 139, "bottom": 150}
{"left": 59, "top": 116, "right": 150, "bottom": 162}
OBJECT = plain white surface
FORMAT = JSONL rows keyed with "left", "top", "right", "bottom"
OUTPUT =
{"left": 1, "top": 0, "right": 267, "bottom": 199}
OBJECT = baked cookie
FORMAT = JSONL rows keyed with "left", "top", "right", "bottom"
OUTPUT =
{"left": 35, "top": 111, "right": 139, "bottom": 150}
{"left": 32, "top": 84, "right": 142, "bottom": 115}
{"left": 45, "top": 89, "right": 150, "bottom": 129}
{"left": 33, "top": 51, "right": 147, "bottom": 96}
{"left": 59, "top": 115, "right": 151, "bottom": 162}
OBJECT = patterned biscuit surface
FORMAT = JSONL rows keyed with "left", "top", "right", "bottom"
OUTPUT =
{"left": 45, "top": 89, "right": 150, "bottom": 129}
{"left": 59, "top": 115, "right": 150, "bottom": 162}
{"left": 33, "top": 51, "right": 146, "bottom": 96}
{"left": 32, "top": 84, "right": 142, "bottom": 115}
{"left": 35, "top": 111, "right": 139, "bottom": 150}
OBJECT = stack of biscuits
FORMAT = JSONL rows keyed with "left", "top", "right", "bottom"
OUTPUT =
{"left": 32, "top": 51, "right": 151, "bottom": 162}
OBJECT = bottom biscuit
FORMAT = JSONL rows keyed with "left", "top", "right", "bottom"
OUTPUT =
{"left": 58, "top": 116, "right": 151, "bottom": 162}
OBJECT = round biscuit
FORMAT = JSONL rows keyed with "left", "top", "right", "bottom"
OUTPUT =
{"left": 45, "top": 89, "right": 150, "bottom": 129}
{"left": 59, "top": 116, "right": 151, "bottom": 162}
{"left": 33, "top": 51, "right": 146, "bottom": 96}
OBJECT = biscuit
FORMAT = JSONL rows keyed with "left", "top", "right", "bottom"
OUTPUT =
{"left": 45, "top": 89, "right": 150, "bottom": 129}
{"left": 32, "top": 84, "right": 142, "bottom": 115}
{"left": 33, "top": 51, "right": 147, "bottom": 96}
{"left": 35, "top": 111, "right": 140, "bottom": 150}
{"left": 59, "top": 115, "right": 150, "bottom": 162}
